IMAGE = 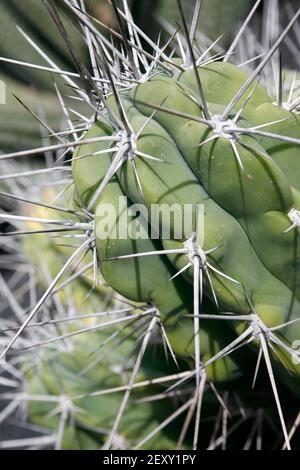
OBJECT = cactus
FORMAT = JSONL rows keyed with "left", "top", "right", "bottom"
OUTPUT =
{"left": 1, "top": 0, "right": 300, "bottom": 451}
{"left": 23, "top": 328, "right": 189, "bottom": 450}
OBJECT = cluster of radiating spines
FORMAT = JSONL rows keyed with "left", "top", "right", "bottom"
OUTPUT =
{"left": 1, "top": 0, "right": 300, "bottom": 450}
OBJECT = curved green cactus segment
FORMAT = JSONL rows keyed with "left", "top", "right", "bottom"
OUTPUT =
{"left": 129, "top": 71, "right": 300, "bottom": 303}
{"left": 24, "top": 321, "right": 263, "bottom": 450}
{"left": 25, "top": 327, "right": 253, "bottom": 449}
{"left": 71, "top": 56, "right": 300, "bottom": 384}
{"left": 177, "top": 62, "right": 272, "bottom": 111}
{"left": 74, "top": 119, "right": 192, "bottom": 313}
{"left": 97, "top": 99, "right": 291, "bottom": 318}
{"left": 75, "top": 128, "right": 245, "bottom": 382}
{"left": 97, "top": 183, "right": 248, "bottom": 382}
{"left": 130, "top": 75, "right": 291, "bottom": 219}
{"left": 244, "top": 102, "right": 300, "bottom": 192}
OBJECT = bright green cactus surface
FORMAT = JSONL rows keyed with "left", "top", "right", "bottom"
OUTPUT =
{"left": 72, "top": 60, "right": 300, "bottom": 386}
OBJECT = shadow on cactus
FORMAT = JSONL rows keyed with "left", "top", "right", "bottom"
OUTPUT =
{"left": 1, "top": 0, "right": 300, "bottom": 451}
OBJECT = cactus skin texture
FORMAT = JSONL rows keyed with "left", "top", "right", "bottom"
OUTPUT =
{"left": 73, "top": 60, "right": 300, "bottom": 389}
